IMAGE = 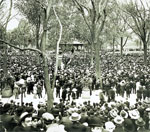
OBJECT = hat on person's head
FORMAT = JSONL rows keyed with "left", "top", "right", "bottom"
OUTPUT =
{"left": 72, "top": 88, "right": 77, "bottom": 92}
{"left": 130, "top": 104, "right": 136, "bottom": 110}
{"left": 32, "top": 113, "right": 39, "bottom": 120}
{"left": 16, "top": 106, "right": 24, "bottom": 115}
{"left": 110, "top": 109, "right": 118, "bottom": 118}
{"left": 42, "top": 112, "right": 54, "bottom": 124}
{"left": 88, "top": 110, "right": 94, "bottom": 115}
{"left": 114, "top": 116, "right": 124, "bottom": 124}
{"left": 2, "top": 103, "right": 11, "bottom": 113}
{"left": 20, "top": 112, "right": 31, "bottom": 123}
{"left": 69, "top": 112, "right": 81, "bottom": 121}
{"left": 66, "top": 88, "right": 70, "bottom": 91}
{"left": 135, "top": 117, "right": 145, "bottom": 127}
{"left": 88, "top": 117, "right": 102, "bottom": 127}
{"left": 124, "top": 118, "right": 136, "bottom": 132}
{"left": 129, "top": 109, "right": 140, "bottom": 119}
{"left": 120, "top": 110, "right": 128, "bottom": 118}
{"left": 26, "top": 107, "right": 34, "bottom": 113}
{"left": 146, "top": 108, "right": 150, "bottom": 112}
{"left": 81, "top": 107, "right": 87, "bottom": 112}
{"left": 52, "top": 108, "right": 60, "bottom": 117}
{"left": 105, "top": 121, "right": 116, "bottom": 132}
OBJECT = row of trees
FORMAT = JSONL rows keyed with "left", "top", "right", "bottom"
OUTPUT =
{"left": 0, "top": 0, "right": 150, "bottom": 110}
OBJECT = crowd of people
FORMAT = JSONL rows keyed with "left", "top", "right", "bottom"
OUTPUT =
{"left": 0, "top": 50, "right": 150, "bottom": 132}
{"left": 1, "top": 96, "right": 150, "bottom": 132}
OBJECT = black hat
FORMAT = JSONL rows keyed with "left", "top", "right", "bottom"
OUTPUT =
{"left": 88, "top": 117, "right": 102, "bottom": 127}
{"left": 16, "top": 106, "right": 24, "bottom": 115}
{"left": 2, "top": 103, "right": 10, "bottom": 113}
{"left": 124, "top": 118, "right": 136, "bottom": 132}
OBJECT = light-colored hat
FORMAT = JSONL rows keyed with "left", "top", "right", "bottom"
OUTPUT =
{"left": 42, "top": 112, "right": 54, "bottom": 123}
{"left": 129, "top": 109, "right": 140, "bottom": 119}
{"left": 130, "top": 104, "right": 136, "bottom": 109}
{"left": 20, "top": 112, "right": 31, "bottom": 122}
{"left": 105, "top": 121, "right": 116, "bottom": 132}
{"left": 66, "top": 88, "right": 70, "bottom": 91}
{"left": 72, "top": 88, "right": 77, "bottom": 92}
{"left": 120, "top": 110, "right": 128, "bottom": 118}
{"left": 114, "top": 116, "right": 124, "bottom": 124}
{"left": 110, "top": 109, "right": 118, "bottom": 118}
{"left": 146, "top": 108, "right": 150, "bottom": 112}
{"left": 69, "top": 112, "right": 81, "bottom": 121}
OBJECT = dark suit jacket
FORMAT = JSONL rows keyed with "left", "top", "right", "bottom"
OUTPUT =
{"left": 65, "top": 121, "right": 91, "bottom": 132}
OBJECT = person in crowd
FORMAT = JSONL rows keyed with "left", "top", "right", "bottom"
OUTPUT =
{"left": 135, "top": 117, "right": 149, "bottom": 132}
{"left": 37, "top": 81, "right": 43, "bottom": 98}
{"left": 13, "top": 112, "right": 32, "bottom": 132}
{"left": 13, "top": 82, "right": 20, "bottom": 99}
{"left": 1, "top": 49, "right": 150, "bottom": 132}
{"left": 1, "top": 103, "right": 17, "bottom": 132}
{"left": 113, "top": 116, "right": 124, "bottom": 132}
{"left": 42, "top": 112, "right": 66, "bottom": 132}
{"left": 31, "top": 113, "right": 42, "bottom": 132}
{"left": 64, "top": 112, "right": 91, "bottom": 132}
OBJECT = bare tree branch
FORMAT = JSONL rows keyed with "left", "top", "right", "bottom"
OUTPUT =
{"left": 4, "top": 0, "right": 12, "bottom": 29}
{"left": 123, "top": 36, "right": 129, "bottom": 47}
{"left": 72, "top": 0, "right": 92, "bottom": 34}
{"left": 96, "top": 9, "right": 107, "bottom": 41}
{"left": 130, "top": 13, "right": 143, "bottom": 36}
{"left": 2, "top": 13, "right": 19, "bottom": 27}
{"left": 0, "top": 0, "right": 4, "bottom": 6}
{"left": 146, "top": 31, "right": 150, "bottom": 43}
{"left": 134, "top": 1, "right": 144, "bottom": 21}
{"left": 90, "top": 0, "right": 96, "bottom": 24}
{"left": 121, "top": 15, "right": 141, "bottom": 38}
{"left": 0, "top": 39, "right": 42, "bottom": 54}
{"left": 35, "top": 0, "right": 46, "bottom": 10}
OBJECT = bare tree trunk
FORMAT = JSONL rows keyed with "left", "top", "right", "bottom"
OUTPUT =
{"left": 40, "top": 0, "right": 53, "bottom": 111}
{"left": 51, "top": 6, "right": 62, "bottom": 91}
{"left": 3, "top": 0, "right": 13, "bottom": 77}
{"left": 120, "top": 37, "right": 123, "bottom": 56}
{"left": 35, "top": 16, "right": 40, "bottom": 64}
{"left": 139, "top": 40, "right": 142, "bottom": 50}
{"left": 143, "top": 40, "right": 147, "bottom": 65}
{"left": 90, "top": 44, "right": 94, "bottom": 66}
{"left": 41, "top": 28, "right": 53, "bottom": 111}
{"left": 94, "top": 43, "right": 102, "bottom": 88}
{"left": 112, "top": 37, "right": 115, "bottom": 55}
